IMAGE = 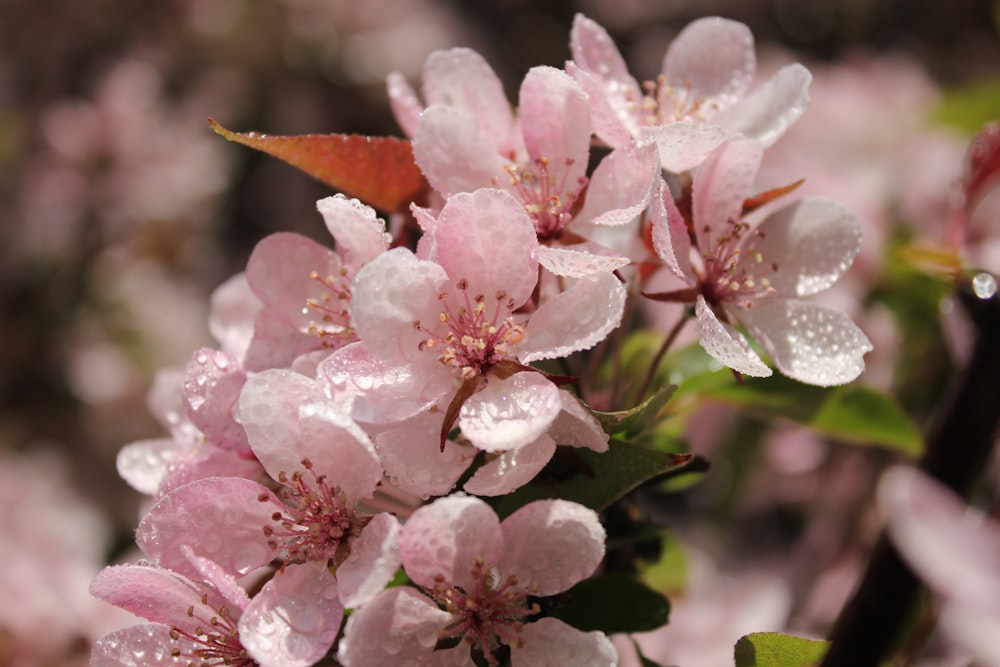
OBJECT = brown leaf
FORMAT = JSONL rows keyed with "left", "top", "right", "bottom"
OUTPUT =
{"left": 209, "top": 119, "right": 429, "bottom": 214}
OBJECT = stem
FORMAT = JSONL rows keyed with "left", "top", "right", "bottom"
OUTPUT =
{"left": 820, "top": 271, "right": 1000, "bottom": 667}
{"left": 634, "top": 309, "right": 691, "bottom": 403}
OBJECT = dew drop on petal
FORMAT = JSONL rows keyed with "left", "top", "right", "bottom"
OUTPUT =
{"left": 972, "top": 272, "right": 997, "bottom": 299}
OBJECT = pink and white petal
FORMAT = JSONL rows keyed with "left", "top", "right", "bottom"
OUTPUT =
{"left": 413, "top": 106, "right": 510, "bottom": 197}
{"left": 691, "top": 136, "right": 763, "bottom": 250}
{"left": 515, "top": 618, "right": 617, "bottom": 667}
{"left": 499, "top": 499, "right": 605, "bottom": 596}
{"left": 519, "top": 66, "right": 590, "bottom": 188}
{"left": 375, "top": 412, "right": 476, "bottom": 497}
{"left": 650, "top": 177, "right": 694, "bottom": 282}
{"left": 242, "top": 309, "right": 321, "bottom": 373}
{"left": 386, "top": 70, "right": 424, "bottom": 138}
{"left": 136, "top": 477, "right": 280, "bottom": 579}
{"left": 432, "top": 189, "right": 540, "bottom": 307}
{"left": 182, "top": 348, "right": 249, "bottom": 453}
{"left": 569, "top": 14, "right": 641, "bottom": 110}
{"left": 576, "top": 141, "right": 659, "bottom": 227}
{"left": 351, "top": 248, "right": 450, "bottom": 364}
{"left": 752, "top": 197, "right": 862, "bottom": 297}
{"left": 714, "top": 63, "right": 812, "bottom": 147}
{"left": 316, "top": 194, "right": 391, "bottom": 269}
{"left": 459, "top": 373, "right": 562, "bottom": 453}
{"left": 694, "top": 295, "right": 772, "bottom": 377}
{"left": 737, "top": 300, "right": 871, "bottom": 386}
{"left": 565, "top": 61, "right": 633, "bottom": 148}
{"left": 337, "top": 512, "right": 403, "bottom": 608}
{"left": 182, "top": 546, "right": 252, "bottom": 613}
{"left": 939, "top": 602, "right": 1000, "bottom": 667}
{"left": 639, "top": 122, "right": 728, "bottom": 174}
{"left": 520, "top": 273, "right": 626, "bottom": 363}
{"left": 317, "top": 342, "right": 448, "bottom": 425}
{"left": 879, "top": 466, "right": 1000, "bottom": 610}
{"left": 238, "top": 369, "right": 324, "bottom": 478}
{"left": 240, "top": 563, "right": 342, "bottom": 667}
{"left": 422, "top": 48, "right": 513, "bottom": 149}
{"left": 537, "top": 245, "right": 630, "bottom": 279}
{"left": 297, "top": 401, "right": 382, "bottom": 502}
{"left": 548, "top": 390, "right": 609, "bottom": 452}
{"left": 90, "top": 624, "right": 189, "bottom": 667}
{"left": 209, "top": 272, "right": 261, "bottom": 362}
{"left": 337, "top": 587, "right": 451, "bottom": 667}
{"left": 399, "top": 494, "right": 503, "bottom": 591}
{"left": 157, "top": 448, "right": 264, "bottom": 498}
{"left": 662, "top": 17, "right": 755, "bottom": 106}
{"left": 463, "top": 434, "right": 556, "bottom": 496}
{"left": 246, "top": 232, "right": 343, "bottom": 333}
{"left": 116, "top": 437, "right": 184, "bottom": 495}
{"left": 90, "top": 564, "right": 218, "bottom": 633}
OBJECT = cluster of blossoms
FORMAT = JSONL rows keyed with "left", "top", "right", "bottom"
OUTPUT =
{"left": 91, "top": 14, "right": 874, "bottom": 667}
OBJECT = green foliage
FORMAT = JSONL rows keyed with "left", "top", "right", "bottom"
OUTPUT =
{"left": 934, "top": 77, "right": 1000, "bottom": 135}
{"left": 549, "top": 573, "right": 670, "bottom": 634}
{"left": 733, "top": 632, "right": 829, "bottom": 667}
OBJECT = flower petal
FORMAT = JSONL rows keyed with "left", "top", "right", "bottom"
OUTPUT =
{"left": 375, "top": 411, "right": 475, "bottom": 497}
{"left": 715, "top": 63, "right": 812, "bottom": 147}
{"left": 399, "top": 494, "right": 503, "bottom": 591}
{"left": 240, "top": 563, "right": 343, "bottom": 667}
{"left": 753, "top": 197, "right": 862, "bottom": 297}
{"left": 182, "top": 347, "right": 249, "bottom": 453}
{"left": 337, "top": 513, "right": 403, "bottom": 608}
{"left": 691, "top": 136, "right": 763, "bottom": 250}
{"left": 386, "top": 70, "right": 423, "bottom": 138}
{"left": 422, "top": 48, "right": 513, "bottom": 150}
{"left": 463, "top": 434, "right": 556, "bottom": 496}
{"left": 90, "top": 624, "right": 187, "bottom": 667}
{"left": 520, "top": 272, "right": 626, "bottom": 363}
{"left": 515, "top": 617, "right": 617, "bottom": 667}
{"left": 569, "top": 14, "right": 641, "bottom": 140}
{"left": 565, "top": 61, "right": 632, "bottom": 147}
{"left": 519, "top": 66, "right": 590, "bottom": 188}
{"left": 547, "top": 390, "right": 610, "bottom": 452}
{"left": 662, "top": 17, "right": 755, "bottom": 107}
{"left": 640, "top": 121, "right": 728, "bottom": 174}
{"left": 694, "top": 295, "right": 772, "bottom": 377}
{"left": 413, "top": 105, "right": 509, "bottom": 197}
{"left": 537, "top": 245, "right": 630, "bottom": 278}
{"left": 736, "top": 299, "right": 871, "bottom": 386}
{"left": 499, "top": 500, "right": 605, "bottom": 596}
{"left": 459, "top": 372, "right": 562, "bottom": 452}
{"left": 136, "top": 477, "right": 280, "bottom": 580}
{"left": 576, "top": 141, "right": 659, "bottom": 227}
{"left": 337, "top": 587, "right": 451, "bottom": 667}
{"left": 650, "top": 177, "right": 693, "bottom": 282}
{"left": 316, "top": 194, "right": 391, "bottom": 269}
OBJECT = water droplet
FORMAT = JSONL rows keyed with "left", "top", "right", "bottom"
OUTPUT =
{"left": 972, "top": 272, "right": 997, "bottom": 299}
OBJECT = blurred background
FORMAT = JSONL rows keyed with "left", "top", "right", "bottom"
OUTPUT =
{"left": 2, "top": 1, "right": 999, "bottom": 664}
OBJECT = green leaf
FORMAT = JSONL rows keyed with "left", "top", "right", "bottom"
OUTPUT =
{"left": 734, "top": 632, "right": 828, "bottom": 667}
{"left": 491, "top": 441, "right": 708, "bottom": 518}
{"left": 592, "top": 384, "right": 677, "bottom": 437}
{"left": 209, "top": 120, "right": 428, "bottom": 213}
{"left": 549, "top": 574, "right": 669, "bottom": 634}
{"left": 690, "top": 374, "right": 923, "bottom": 457}
{"left": 933, "top": 77, "right": 1000, "bottom": 135}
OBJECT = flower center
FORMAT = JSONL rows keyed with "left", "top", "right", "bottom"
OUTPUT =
{"left": 698, "top": 218, "right": 778, "bottom": 309}
{"left": 415, "top": 279, "right": 526, "bottom": 379}
{"left": 503, "top": 157, "right": 587, "bottom": 241}
{"left": 169, "top": 594, "right": 255, "bottom": 667}
{"left": 259, "top": 458, "right": 360, "bottom": 565}
{"left": 631, "top": 75, "right": 721, "bottom": 126}
{"left": 429, "top": 557, "right": 540, "bottom": 666}
{"left": 302, "top": 268, "right": 355, "bottom": 347}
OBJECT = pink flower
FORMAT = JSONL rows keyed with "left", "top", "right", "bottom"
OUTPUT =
{"left": 879, "top": 466, "right": 1000, "bottom": 666}
{"left": 648, "top": 136, "right": 872, "bottom": 385}
{"left": 392, "top": 48, "right": 659, "bottom": 259}
{"left": 337, "top": 494, "right": 616, "bottom": 667}
{"left": 322, "top": 188, "right": 624, "bottom": 452}
{"left": 90, "top": 548, "right": 342, "bottom": 667}
{"left": 568, "top": 14, "right": 811, "bottom": 172}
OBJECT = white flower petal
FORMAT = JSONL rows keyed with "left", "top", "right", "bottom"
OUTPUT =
{"left": 737, "top": 299, "right": 871, "bottom": 386}
{"left": 715, "top": 63, "right": 812, "bottom": 147}
{"left": 463, "top": 434, "right": 556, "bottom": 496}
{"left": 520, "top": 272, "right": 626, "bottom": 363}
{"left": 753, "top": 197, "right": 862, "bottom": 297}
{"left": 459, "top": 373, "right": 561, "bottom": 452}
{"left": 537, "top": 245, "right": 630, "bottom": 278}
{"left": 694, "top": 295, "right": 772, "bottom": 377}
{"left": 413, "top": 106, "right": 509, "bottom": 197}
{"left": 640, "top": 122, "right": 727, "bottom": 174}
{"left": 662, "top": 17, "right": 755, "bottom": 107}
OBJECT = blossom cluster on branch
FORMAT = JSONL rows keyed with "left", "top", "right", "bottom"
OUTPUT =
{"left": 88, "top": 13, "right": 886, "bottom": 667}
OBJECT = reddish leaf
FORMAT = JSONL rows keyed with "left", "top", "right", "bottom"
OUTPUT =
{"left": 963, "top": 121, "right": 1000, "bottom": 209}
{"left": 209, "top": 119, "right": 429, "bottom": 214}
{"left": 742, "top": 178, "right": 805, "bottom": 215}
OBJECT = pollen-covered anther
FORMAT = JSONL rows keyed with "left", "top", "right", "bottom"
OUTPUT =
{"left": 303, "top": 268, "right": 354, "bottom": 346}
